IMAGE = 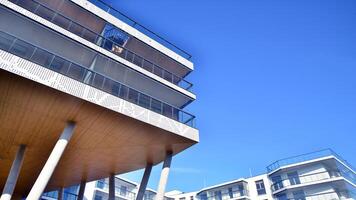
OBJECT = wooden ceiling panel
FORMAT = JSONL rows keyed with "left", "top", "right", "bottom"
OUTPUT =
{"left": 0, "top": 70, "right": 197, "bottom": 196}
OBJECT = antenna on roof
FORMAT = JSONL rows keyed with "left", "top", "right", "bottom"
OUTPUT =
{"left": 249, "top": 168, "right": 252, "bottom": 177}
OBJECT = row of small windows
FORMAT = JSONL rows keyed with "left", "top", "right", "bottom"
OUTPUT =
{"left": 199, "top": 180, "right": 265, "bottom": 200}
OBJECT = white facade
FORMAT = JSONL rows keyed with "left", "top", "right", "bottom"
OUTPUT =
{"left": 172, "top": 150, "right": 356, "bottom": 200}
{"left": 41, "top": 149, "right": 355, "bottom": 200}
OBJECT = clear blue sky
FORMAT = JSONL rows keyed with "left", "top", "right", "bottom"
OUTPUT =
{"left": 108, "top": 0, "right": 356, "bottom": 192}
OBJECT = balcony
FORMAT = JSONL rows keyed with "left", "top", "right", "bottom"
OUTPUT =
{"left": 87, "top": 0, "right": 192, "bottom": 60}
{"left": 267, "top": 149, "right": 355, "bottom": 173}
{"left": 270, "top": 170, "right": 353, "bottom": 193}
{"left": 200, "top": 189, "right": 249, "bottom": 200}
{"left": 8, "top": 0, "right": 193, "bottom": 91}
{"left": 0, "top": 31, "right": 196, "bottom": 127}
{"left": 42, "top": 190, "right": 78, "bottom": 200}
{"left": 96, "top": 180, "right": 136, "bottom": 200}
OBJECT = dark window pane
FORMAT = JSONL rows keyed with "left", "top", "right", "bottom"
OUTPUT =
{"left": 133, "top": 55, "right": 143, "bottom": 66}
{"left": 49, "top": 56, "right": 70, "bottom": 74}
{"left": 35, "top": 6, "right": 55, "bottom": 21}
{"left": 52, "top": 14, "right": 71, "bottom": 30}
{"left": 153, "top": 67, "right": 163, "bottom": 77}
{"left": 92, "top": 73, "right": 105, "bottom": 88}
{"left": 287, "top": 171, "right": 301, "bottom": 185}
{"left": 31, "top": 49, "right": 52, "bottom": 67}
{"left": 127, "top": 89, "right": 138, "bottom": 104}
{"left": 111, "top": 82, "right": 121, "bottom": 96}
{"left": 163, "top": 71, "right": 173, "bottom": 82}
{"left": 125, "top": 51, "right": 134, "bottom": 62}
{"left": 13, "top": 0, "right": 38, "bottom": 13}
{"left": 9, "top": 40, "right": 35, "bottom": 59}
{"left": 82, "top": 30, "right": 98, "bottom": 43}
{"left": 142, "top": 60, "right": 153, "bottom": 72}
{"left": 162, "top": 104, "right": 173, "bottom": 118}
{"left": 68, "top": 23, "right": 84, "bottom": 37}
{"left": 151, "top": 99, "right": 162, "bottom": 113}
{"left": 67, "top": 63, "right": 85, "bottom": 81}
{"left": 0, "top": 32, "right": 15, "bottom": 51}
{"left": 119, "top": 85, "right": 128, "bottom": 99}
{"left": 138, "top": 94, "right": 150, "bottom": 109}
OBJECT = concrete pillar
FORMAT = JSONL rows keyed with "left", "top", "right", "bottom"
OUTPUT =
{"left": 57, "top": 187, "right": 64, "bottom": 200}
{"left": 0, "top": 145, "right": 26, "bottom": 200}
{"left": 77, "top": 180, "right": 86, "bottom": 200}
{"left": 27, "top": 122, "right": 76, "bottom": 200}
{"left": 109, "top": 174, "right": 116, "bottom": 200}
{"left": 156, "top": 152, "right": 173, "bottom": 200}
{"left": 136, "top": 163, "right": 153, "bottom": 200}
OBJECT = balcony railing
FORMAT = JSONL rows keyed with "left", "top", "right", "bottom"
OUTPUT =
{"left": 43, "top": 191, "right": 78, "bottom": 200}
{"left": 0, "top": 31, "right": 196, "bottom": 127}
{"left": 267, "top": 149, "right": 356, "bottom": 173}
{"left": 271, "top": 170, "right": 343, "bottom": 192}
{"left": 9, "top": 0, "right": 193, "bottom": 91}
{"left": 96, "top": 180, "right": 136, "bottom": 200}
{"left": 274, "top": 190, "right": 356, "bottom": 200}
{"left": 199, "top": 189, "right": 249, "bottom": 200}
{"left": 87, "top": 0, "right": 192, "bottom": 60}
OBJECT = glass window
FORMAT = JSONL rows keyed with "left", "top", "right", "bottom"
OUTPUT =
{"left": 94, "top": 193, "right": 103, "bottom": 200}
{"left": 272, "top": 175, "right": 284, "bottom": 191}
{"left": 9, "top": 39, "right": 35, "bottom": 59}
{"left": 293, "top": 190, "right": 306, "bottom": 200}
{"left": 228, "top": 188, "right": 233, "bottom": 198}
{"left": 0, "top": 32, "right": 15, "bottom": 51}
{"left": 49, "top": 56, "right": 70, "bottom": 74}
{"left": 275, "top": 193, "right": 287, "bottom": 200}
{"left": 238, "top": 184, "right": 244, "bottom": 196}
{"left": 120, "top": 186, "right": 127, "bottom": 196}
{"left": 179, "top": 197, "right": 186, "bottom": 200}
{"left": 214, "top": 191, "right": 222, "bottom": 200}
{"left": 138, "top": 93, "right": 151, "bottom": 109}
{"left": 200, "top": 193, "right": 207, "bottom": 200}
{"left": 287, "top": 171, "right": 301, "bottom": 185}
{"left": 31, "top": 48, "right": 52, "bottom": 67}
{"left": 255, "top": 180, "right": 266, "bottom": 195}
{"left": 128, "top": 89, "right": 139, "bottom": 104}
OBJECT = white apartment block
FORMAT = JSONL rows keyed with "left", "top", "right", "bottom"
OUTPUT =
{"left": 175, "top": 149, "right": 355, "bottom": 200}
{"left": 40, "top": 149, "right": 355, "bottom": 200}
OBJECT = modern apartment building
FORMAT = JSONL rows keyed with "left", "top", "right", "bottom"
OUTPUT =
{"left": 41, "top": 176, "right": 171, "bottom": 200}
{"left": 0, "top": 0, "right": 199, "bottom": 199}
{"left": 37, "top": 149, "right": 355, "bottom": 200}
{"left": 168, "top": 149, "right": 355, "bottom": 200}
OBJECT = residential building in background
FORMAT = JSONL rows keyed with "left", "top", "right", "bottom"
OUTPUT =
{"left": 42, "top": 176, "right": 171, "bottom": 200}
{"left": 39, "top": 149, "right": 355, "bottom": 200}
{"left": 0, "top": 0, "right": 198, "bottom": 199}
{"left": 190, "top": 149, "right": 355, "bottom": 200}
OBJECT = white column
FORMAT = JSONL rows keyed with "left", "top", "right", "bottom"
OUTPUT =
{"left": 77, "top": 180, "right": 86, "bottom": 200}
{"left": 57, "top": 187, "right": 63, "bottom": 200}
{"left": 109, "top": 174, "right": 116, "bottom": 200}
{"left": 27, "top": 122, "right": 76, "bottom": 200}
{"left": 0, "top": 145, "right": 26, "bottom": 200}
{"left": 156, "top": 152, "right": 173, "bottom": 200}
{"left": 136, "top": 163, "right": 153, "bottom": 200}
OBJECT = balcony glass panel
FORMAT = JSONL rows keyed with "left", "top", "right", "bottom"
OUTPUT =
{"left": 270, "top": 170, "right": 351, "bottom": 192}
{"left": 0, "top": 31, "right": 196, "bottom": 127}
{"left": 87, "top": 0, "right": 192, "bottom": 60}
{"left": 9, "top": 0, "right": 193, "bottom": 91}
{"left": 267, "top": 149, "right": 356, "bottom": 173}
